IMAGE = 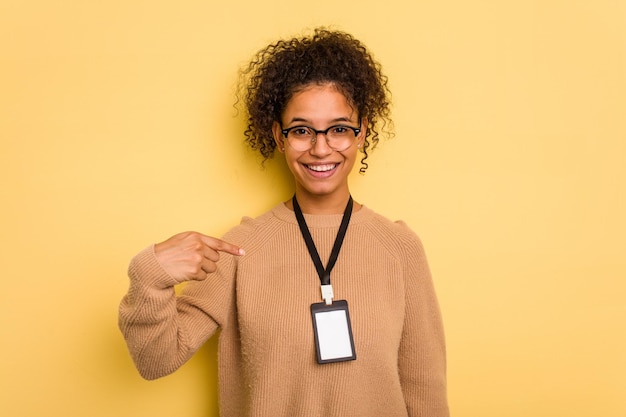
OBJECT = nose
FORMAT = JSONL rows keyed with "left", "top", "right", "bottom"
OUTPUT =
{"left": 309, "top": 132, "right": 333, "bottom": 157}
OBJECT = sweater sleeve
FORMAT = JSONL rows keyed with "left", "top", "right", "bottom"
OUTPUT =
{"left": 397, "top": 226, "right": 450, "bottom": 417}
{"left": 118, "top": 244, "right": 236, "bottom": 380}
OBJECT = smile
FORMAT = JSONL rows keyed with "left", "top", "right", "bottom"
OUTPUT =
{"left": 305, "top": 164, "right": 338, "bottom": 172}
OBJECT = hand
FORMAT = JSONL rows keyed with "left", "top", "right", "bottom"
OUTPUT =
{"left": 154, "top": 231, "right": 244, "bottom": 282}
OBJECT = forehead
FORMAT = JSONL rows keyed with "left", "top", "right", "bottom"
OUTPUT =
{"left": 282, "top": 83, "right": 357, "bottom": 123}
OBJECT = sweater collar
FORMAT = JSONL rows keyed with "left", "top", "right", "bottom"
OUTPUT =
{"left": 272, "top": 201, "right": 371, "bottom": 228}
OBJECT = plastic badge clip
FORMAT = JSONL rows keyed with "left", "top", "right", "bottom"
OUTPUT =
{"left": 321, "top": 284, "right": 334, "bottom": 305}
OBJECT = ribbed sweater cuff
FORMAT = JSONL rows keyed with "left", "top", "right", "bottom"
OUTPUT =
{"left": 127, "top": 244, "right": 179, "bottom": 290}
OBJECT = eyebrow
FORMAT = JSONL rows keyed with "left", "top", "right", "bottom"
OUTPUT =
{"left": 285, "top": 116, "right": 356, "bottom": 125}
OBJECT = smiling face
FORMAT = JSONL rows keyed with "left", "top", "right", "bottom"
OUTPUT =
{"left": 272, "top": 83, "right": 367, "bottom": 213}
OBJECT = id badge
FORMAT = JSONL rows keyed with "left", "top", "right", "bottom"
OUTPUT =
{"left": 310, "top": 300, "right": 356, "bottom": 364}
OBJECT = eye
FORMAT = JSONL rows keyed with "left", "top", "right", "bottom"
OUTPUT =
{"left": 290, "top": 127, "right": 312, "bottom": 137}
{"left": 329, "top": 126, "right": 350, "bottom": 136}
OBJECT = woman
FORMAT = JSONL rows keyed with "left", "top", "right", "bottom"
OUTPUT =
{"left": 119, "top": 28, "right": 449, "bottom": 417}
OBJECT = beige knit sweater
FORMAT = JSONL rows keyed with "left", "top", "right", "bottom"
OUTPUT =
{"left": 119, "top": 203, "right": 449, "bottom": 417}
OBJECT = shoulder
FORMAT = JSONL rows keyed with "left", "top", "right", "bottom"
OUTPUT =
{"left": 221, "top": 202, "right": 294, "bottom": 252}
{"left": 356, "top": 206, "right": 427, "bottom": 260}
{"left": 357, "top": 206, "right": 425, "bottom": 245}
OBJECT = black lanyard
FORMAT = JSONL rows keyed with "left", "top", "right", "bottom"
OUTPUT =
{"left": 292, "top": 195, "right": 353, "bottom": 289}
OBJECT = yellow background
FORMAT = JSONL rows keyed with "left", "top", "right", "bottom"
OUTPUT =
{"left": 1, "top": 1, "right": 624, "bottom": 416}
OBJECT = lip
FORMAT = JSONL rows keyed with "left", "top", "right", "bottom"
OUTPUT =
{"left": 302, "top": 162, "right": 340, "bottom": 178}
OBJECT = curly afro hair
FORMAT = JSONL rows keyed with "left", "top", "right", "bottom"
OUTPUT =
{"left": 237, "top": 28, "right": 393, "bottom": 173}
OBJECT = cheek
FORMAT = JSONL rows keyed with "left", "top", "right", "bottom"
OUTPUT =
{"left": 284, "top": 152, "right": 303, "bottom": 172}
{"left": 344, "top": 150, "right": 359, "bottom": 164}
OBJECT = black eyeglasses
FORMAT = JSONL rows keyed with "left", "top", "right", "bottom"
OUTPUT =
{"left": 281, "top": 123, "right": 361, "bottom": 152}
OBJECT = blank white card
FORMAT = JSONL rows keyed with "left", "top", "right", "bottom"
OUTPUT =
{"left": 314, "top": 309, "right": 354, "bottom": 360}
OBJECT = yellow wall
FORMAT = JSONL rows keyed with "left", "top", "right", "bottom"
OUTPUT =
{"left": 1, "top": 1, "right": 624, "bottom": 416}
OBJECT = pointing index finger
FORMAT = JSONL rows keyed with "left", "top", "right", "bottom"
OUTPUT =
{"left": 201, "top": 235, "right": 245, "bottom": 256}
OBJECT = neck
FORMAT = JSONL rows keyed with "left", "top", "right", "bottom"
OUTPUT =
{"left": 287, "top": 189, "right": 360, "bottom": 215}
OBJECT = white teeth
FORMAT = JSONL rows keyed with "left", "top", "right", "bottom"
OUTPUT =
{"left": 307, "top": 164, "right": 337, "bottom": 172}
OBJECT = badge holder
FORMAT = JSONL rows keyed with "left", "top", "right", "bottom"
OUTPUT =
{"left": 294, "top": 195, "right": 357, "bottom": 364}
{"left": 310, "top": 299, "right": 356, "bottom": 364}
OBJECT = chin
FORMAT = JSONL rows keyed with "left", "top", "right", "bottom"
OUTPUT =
{"left": 300, "top": 183, "right": 343, "bottom": 198}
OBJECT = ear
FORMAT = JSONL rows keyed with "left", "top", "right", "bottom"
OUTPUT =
{"left": 272, "top": 121, "right": 285, "bottom": 153}
{"left": 357, "top": 117, "right": 368, "bottom": 149}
